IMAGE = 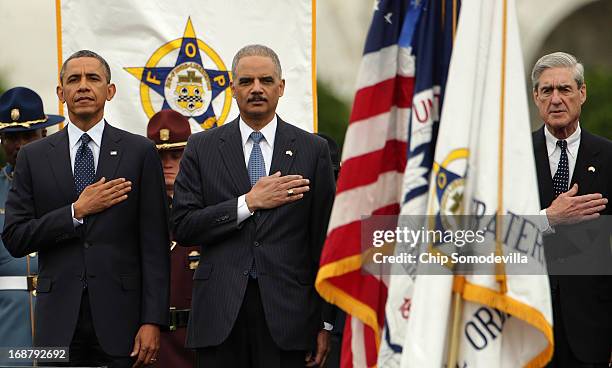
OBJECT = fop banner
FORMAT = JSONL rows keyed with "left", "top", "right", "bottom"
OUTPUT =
{"left": 57, "top": 0, "right": 316, "bottom": 135}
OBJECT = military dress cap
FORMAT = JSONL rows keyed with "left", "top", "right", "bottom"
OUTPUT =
{"left": 147, "top": 109, "right": 191, "bottom": 150}
{"left": 0, "top": 87, "right": 64, "bottom": 132}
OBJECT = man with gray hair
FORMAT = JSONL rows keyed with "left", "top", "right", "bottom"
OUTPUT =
{"left": 172, "top": 44, "right": 335, "bottom": 367}
{"left": 531, "top": 51, "right": 612, "bottom": 367}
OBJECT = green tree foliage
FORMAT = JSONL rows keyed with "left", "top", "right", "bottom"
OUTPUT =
{"left": 317, "top": 81, "right": 350, "bottom": 150}
{"left": 581, "top": 68, "right": 612, "bottom": 139}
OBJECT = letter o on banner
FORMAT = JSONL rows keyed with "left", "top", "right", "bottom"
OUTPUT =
{"left": 465, "top": 321, "right": 488, "bottom": 350}
{"left": 185, "top": 43, "right": 197, "bottom": 58}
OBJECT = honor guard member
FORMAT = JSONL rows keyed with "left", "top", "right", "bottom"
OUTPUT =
{"left": 0, "top": 87, "right": 64, "bottom": 363}
{"left": 147, "top": 109, "right": 199, "bottom": 368}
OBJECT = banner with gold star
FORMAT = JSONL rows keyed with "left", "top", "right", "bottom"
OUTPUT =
{"left": 57, "top": 0, "right": 316, "bottom": 135}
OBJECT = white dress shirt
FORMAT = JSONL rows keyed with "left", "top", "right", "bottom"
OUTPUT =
{"left": 544, "top": 123, "right": 581, "bottom": 180}
{"left": 539, "top": 123, "right": 581, "bottom": 232}
{"left": 236, "top": 116, "right": 278, "bottom": 224}
{"left": 68, "top": 118, "right": 105, "bottom": 224}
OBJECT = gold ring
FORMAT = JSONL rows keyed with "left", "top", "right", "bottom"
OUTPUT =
{"left": 287, "top": 189, "right": 294, "bottom": 196}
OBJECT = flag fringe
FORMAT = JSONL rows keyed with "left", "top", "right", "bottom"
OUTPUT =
{"left": 453, "top": 276, "right": 554, "bottom": 367}
{"left": 316, "top": 255, "right": 381, "bottom": 350}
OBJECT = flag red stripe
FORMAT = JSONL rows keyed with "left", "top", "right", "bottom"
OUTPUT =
{"left": 365, "top": 325, "right": 379, "bottom": 367}
{"left": 341, "top": 316, "right": 354, "bottom": 368}
{"left": 328, "top": 273, "right": 388, "bottom": 322}
{"left": 336, "top": 140, "right": 407, "bottom": 193}
{"left": 321, "top": 204, "right": 400, "bottom": 263}
{"left": 349, "top": 75, "right": 415, "bottom": 123}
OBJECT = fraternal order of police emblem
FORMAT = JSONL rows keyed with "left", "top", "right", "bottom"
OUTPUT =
{"left": 125, "top": 18, "right": 231, "bottom": 130}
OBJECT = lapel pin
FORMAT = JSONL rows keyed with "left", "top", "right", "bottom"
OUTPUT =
{"left": 110, "top": 151, "right": 118, "bottom": 156}
{"left": 588, "top": 166, "right": 595, "bottom": 173}
{"left": 285, "top": 150, "right": 293, "bottom": 157}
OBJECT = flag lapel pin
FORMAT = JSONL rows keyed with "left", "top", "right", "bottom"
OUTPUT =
{"left": 285, "top": 150, "right": 293, "bottom": 157}
{"left": 588, "top": 166, "right": 595, "bottom": 173}
{"left": 110, "top": 150, "right": 118, "bottom": 156}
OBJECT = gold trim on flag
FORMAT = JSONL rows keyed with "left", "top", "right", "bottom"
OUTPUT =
{"left": 315, "top": 254, "right": 381, "bottom": 350}
{"left": 311, "top": 0, "right": 318, "bottom": 133}
{"left": 453, "top": 276, "right": 554, "bottom": 367}
{"left": 55, "top": 0, "right": 65, "bottom": 129}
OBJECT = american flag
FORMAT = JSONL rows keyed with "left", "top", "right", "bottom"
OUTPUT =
{"left": 315, "top": 0, "right": 416, "bottom": 366}
{"left": 378, "top": 0, "right": 457, "bottom": 365}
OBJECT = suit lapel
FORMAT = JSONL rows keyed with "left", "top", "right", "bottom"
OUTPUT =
{"left": 268, "top": 117, "right": 296, "bottom": 176}
{"left": 94, "top": 122, "right": 122, "bottom": 182}
{"left": 47, "top": 128, "right": 77, "bottom": 203}
{"left": 571, "top": 129, "right": 599, "bottom": 194}
{"left": 219, "top": 119, "right": 251, "bottom": 195}
{"left": 533, "top": 127, "right": 554, "bottom": 208}
{"left": 88, "top": 122, "right": 123, "bottom": 230}
{"left": 257, "top": 117, "right": 296, "bottom": 229}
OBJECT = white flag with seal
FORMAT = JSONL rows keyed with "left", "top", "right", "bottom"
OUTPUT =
{"left": 400, "top": 0, "right": 553, "bottom": 367}
{"left": 58, "top": 0, "right": 316, "bottom": 135}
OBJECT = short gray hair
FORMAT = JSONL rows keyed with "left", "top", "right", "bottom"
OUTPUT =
{"left": 231, "top": 44, "right": 282, "bottom": 79}
{"left": 59, "top": 50, "right": 111, "bottom": 84}
{"left": 531, "top": 52, "right": 584, "bottom": 91}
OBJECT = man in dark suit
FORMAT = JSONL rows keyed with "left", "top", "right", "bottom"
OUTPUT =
{"left": 531, "top": 51, "right": 611, "bottom": 367}
{"left": 172, "top": 44, "right": 336, "bottom": 368}
{"left": 2, "top": 50, "right": 170, "bottom": 368}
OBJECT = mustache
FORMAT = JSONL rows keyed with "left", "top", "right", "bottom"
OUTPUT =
{"left": 248, "top": 95, "right": 267, "bottom": 103}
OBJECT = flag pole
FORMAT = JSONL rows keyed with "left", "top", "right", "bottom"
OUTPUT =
{"left": 447, "top": 277, "right": 463, "bottom": 368}
{"left": 446, "top": 1, "right": 462, "bottom": 367}
{"left": 55, "top": 0, "right": 64, "bottom": 129}
{"left": 495, "top": 0, "right": 509, "bottom": 295}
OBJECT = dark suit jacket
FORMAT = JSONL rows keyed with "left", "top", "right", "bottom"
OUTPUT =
{"left": 532, "top": 126, "right": 612, "bottom": 362}
{"left": 2, "top": 123, "right": 170, "bottom": 356}
{"left": 172, "top": 116, "right": 335, "bottom": 351}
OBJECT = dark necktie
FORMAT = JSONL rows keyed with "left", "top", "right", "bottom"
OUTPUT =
{"left": 247, "top": 131, "right": 266, "bottom": 187}
{"left": 552, "top": 140, "right": 569, "bottom": 197}
{"left": 74, "top": 133, "right": 95, "bottom": 195}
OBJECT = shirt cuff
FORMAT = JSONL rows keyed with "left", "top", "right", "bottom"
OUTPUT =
{"left": 237, "top": 195, "right": 254, "bottom": 225}
{"left": 71, "top": 203, "right": 84, "bottom": 227}
{"left": 538, "top": 208, "right": 554, "bottom": 235}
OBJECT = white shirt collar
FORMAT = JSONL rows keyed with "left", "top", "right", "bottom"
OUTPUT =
{"left": 67, "top": 117, "right": 105, "bottom": 149}
{"left": 544, "top": 122, "right": 581, "bottom": 158}
{"left": 239, "top": 115, "right": 278, "bottom": 148}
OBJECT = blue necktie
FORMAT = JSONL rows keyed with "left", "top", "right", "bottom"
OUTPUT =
{"left": 74, "top": 133, "right": 95, "bottom": 195}
{"left": 247, "top": 131, "right": 265, "bottom": 278}
{"left": 553, "top": 140, "right": 569, "bottom": 197}
{"left": 248, "top": 131, "right": 266, "bottom": 187}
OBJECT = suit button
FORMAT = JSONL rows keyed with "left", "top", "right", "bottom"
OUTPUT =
{"left": 84, "top": 242, "right": 91, "bottom": 249}
{"left": 254, "top": 241, "right": 260, "bottom": 247}
{"left": 243, "top": 270, "right": 249, "bottom": 276}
